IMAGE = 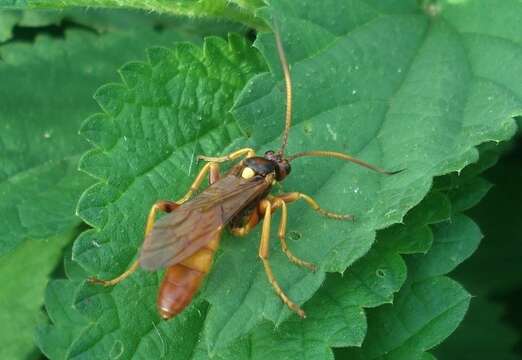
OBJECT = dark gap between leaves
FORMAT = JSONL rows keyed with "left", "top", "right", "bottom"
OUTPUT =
{"left": 9, "top": 18, "right": 98, "bottom": 44}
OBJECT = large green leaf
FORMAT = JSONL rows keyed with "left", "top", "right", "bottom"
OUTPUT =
{"left": 0, "top": 24, "right": 200, "bottom": 256}
{"left": 0, "top": 0, "right": 265, "bottom": 29}
{"left": 0, "top": 230, "right": 74, "bottom": 359}
{"left": 42, "top": 0, "right": 522, "bottom": 357}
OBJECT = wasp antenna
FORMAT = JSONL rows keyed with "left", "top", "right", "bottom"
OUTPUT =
{"left": 287, "top": 150, "right": 403, "bottom": 175}
{"left": 273, "top": 22, "right": 292, "bottom": 157}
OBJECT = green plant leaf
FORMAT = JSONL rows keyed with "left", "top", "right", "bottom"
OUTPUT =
{"left": 54, "top": 0, "right": 522, "bottom": 357}
{"left": 0, "top": 7, "right": 246, "bottom": 44}
{"left": 36, "top": 276, "right": 209, "bottom": 360}
{"left": 407, "top": 214, "right": 482, "bottom": 282}
{"left": 450, "top": 147, "right": 522, "bottom": 296}
{"left": 433, "top": 293, "right": 519, "bottom": 360}
{"left": 35, "top": 279, "right": 89, "bottom": 360}
{"left": 432, "top": 146, "right": 521, "bottom": 359}
{"left": 0, "top": 0, "right": 266, "bottom": 29}
{"left": 338, "top": 212, "right": 482, "bottom": 359}
{"left": 0, "top": 25, "right": 200, "bottom": 256}
{"left": 348, "top": 276, "right": 470, "bottom": 360}
{"left": 0, "top": 230, "right": 74, "bottom": 359}
{"left": 433, "top": 142, "right": 509, "bottom": 214}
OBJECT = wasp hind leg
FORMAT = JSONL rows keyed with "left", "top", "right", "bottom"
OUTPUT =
{"left": 258, "top": 199, "right": 306, "bottom": 318}
{"left": 88, "top": 200, "right": 179, "bottom": 286}
{"left": 89, "top": 164, "right": 222, "bottom": 287}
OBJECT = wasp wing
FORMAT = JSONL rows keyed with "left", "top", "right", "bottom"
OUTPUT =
{"left": 139, "top": 175, "right": 270, "bottom": 270}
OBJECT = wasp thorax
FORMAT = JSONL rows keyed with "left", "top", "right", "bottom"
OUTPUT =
{"left": 264, "top": 151, "right": 291, "bottom": 181}
{"left": 243, "top": 156, "right": 277, "bottom": 178}
{"left": 241, "top": 167, "right": 256, "bottom": 179}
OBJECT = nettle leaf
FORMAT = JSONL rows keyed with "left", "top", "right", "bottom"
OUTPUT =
{"left": 432, "top": 149, "right": 521, "bottom": 359}
{"left": 0, "top": 7, "right": 246, "bottom": 43}
{"left": 0, "top": 0, "right": 265, "bottom": 29}
{"left": 339, "top": 212, "right": 482, "bottom": 360}
{"left": 449, "top": 144, "right": 522, "bottom": 296}
{"left": 0, "top": 230, "right": 73, "bottom": 359}
{"left": 433, "top": 142, "right": 509, "bottom": 214}
{"left": 0, "top": 25, "right": 200, "bottom": 256}
{"left": 58, "top": 0, "right": 522, "bottom": 357}
{"left": 37, "top": 277, "right": 208, "bottom": 360}
{"left": 35, "top": 279, "right": 90, "bottom": 360}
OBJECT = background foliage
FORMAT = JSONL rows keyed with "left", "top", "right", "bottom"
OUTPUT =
{"left": 0, "top": 1, "right": 520, "bottom": 359}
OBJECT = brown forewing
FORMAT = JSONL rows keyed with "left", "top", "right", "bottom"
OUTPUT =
{"left": 139, "top": 174, "right": 271, "bottom": 270}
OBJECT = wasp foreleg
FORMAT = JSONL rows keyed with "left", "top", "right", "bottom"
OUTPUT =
{"left": 258, "top": 199, "right": 306, "bottom": 318}
{"left": 176, "top": 162, "right": 220, "bottom": 204}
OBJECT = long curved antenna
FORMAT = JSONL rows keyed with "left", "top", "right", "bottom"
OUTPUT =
{"left": 273, "top": 23, "right": 292, "bottom": 157}
{"left": 286, "top": 150, "right": 403, "bottom": 175}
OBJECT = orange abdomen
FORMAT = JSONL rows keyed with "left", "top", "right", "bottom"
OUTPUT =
{"left": 157, "top": 235, "right": 220, "bottom": 319}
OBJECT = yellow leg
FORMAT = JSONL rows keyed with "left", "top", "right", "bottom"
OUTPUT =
{"left": 197, "top": 147, "right": 255, "bottom": 163}
{"left": 176, "top": 162, "right": 220, "bottom": 204}
{"left": 275, "top": 192, "right": 354, "bottom": 221}
{"left": 258, "top": 199, "right": 306, "bottom": 318}
{"left": 272, "top": 198, "right": 316, "bottom": 271}
{"left": 90, "top": 161, "right": 222, "bottom": 287}
{"left": 89, "top": 260, "right": 140, "bottom": 287}
{"left": 89, "top": 200, "right": 179, "bottom": 287}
